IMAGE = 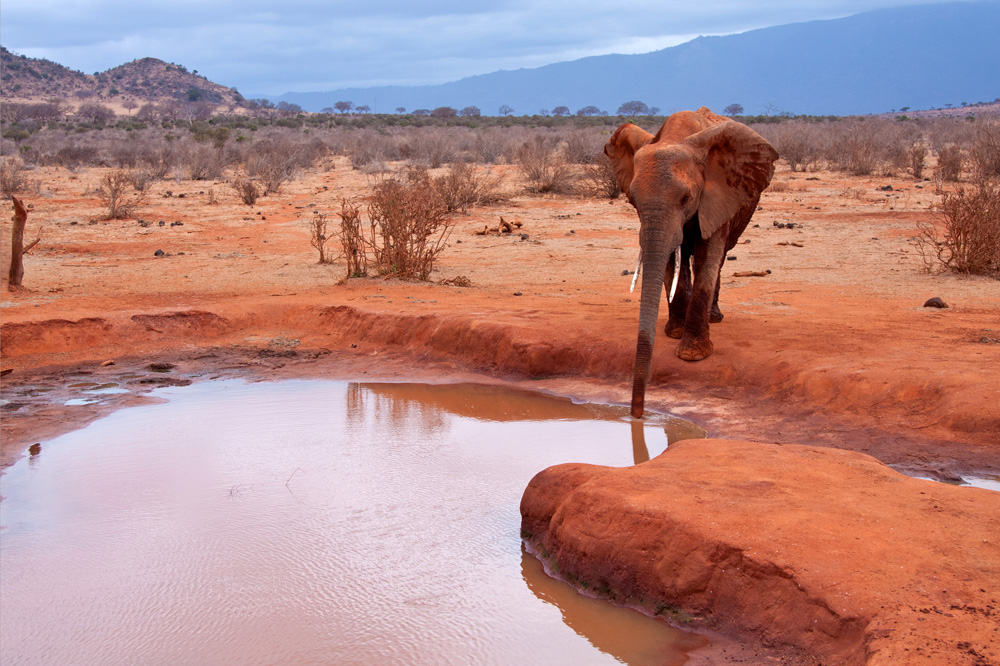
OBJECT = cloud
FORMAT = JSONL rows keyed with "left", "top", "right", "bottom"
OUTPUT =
{"left": 0, "top": 0, "right": 960, "bottom": 95}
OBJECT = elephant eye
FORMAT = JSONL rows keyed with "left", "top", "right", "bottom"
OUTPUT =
{"left": 680, "top": 194, "right": 692, "bottom": 206}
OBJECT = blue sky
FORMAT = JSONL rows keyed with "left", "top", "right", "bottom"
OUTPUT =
{"left": 0, "top": 0, "right": 965, "bottom": 95}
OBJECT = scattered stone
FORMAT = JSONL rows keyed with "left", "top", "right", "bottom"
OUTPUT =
{"left": 878, "top": 185, "right": 894, "bottom": 191}
{"left": 513, "top": 292, "right": 523, "bottom": 296}
{"left": 177, "top": 193, "right": 186, "bottom": 198}
{"left": 806, "top": 177, "right": 820, "bottom": 181}
{"left": 923, "top": 297, "right": 948, "bottom": 308}
{"left": 170, "top": 221, "right": 184, "bottom": 227}
{"left": 138, "top": 219, "right": 151, "bottom": 227}
{"left": 621, "top": 270, "right": 631, "bottom": 276}
{"left": 158, "top": 220, "right": 166, "bottom": 226}
{"left": 440, "top": 276, "right": 472, "bottom": 287}
{"left": 100, "top": 360, "right": 115, "bottom": 367}
{"left": 28, "top": 443, "right": 41, "bottom": 456}
{"left": 520, "top": 234, "right": 529, "bottom": 241}
{"left": 154, "top": 249, "right": 166, "bottom": 257}
{"left": 148, "top": 362, "right": 176, "bottom": 372}
{"left": 727, "top": 255, "right": 737, "bottom": 260}
{"left": 734, "top": 270, "right": 771, "bottom": 277}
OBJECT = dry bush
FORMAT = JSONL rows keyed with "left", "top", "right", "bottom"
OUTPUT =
{"left": 515, "top": 135, "right": 576, "bottom": 194}
{"left": 836, "top": 121, "right": 909, "bottom": 176}
{"left": 917, "top": 177, "right": 1000, "bottom": 276}
{"left": 768, "top": 180, "right": 791, "bottom": 193}
{"left": 232, "top": 177, "right": 261, "bottom": 205}
{"left": 307, "top": 212, "right": 334, "bottom": 264}
{"left": 185, "top": 143, "right": 226, "bottom": 181}
{"left": 399, "top": 128, "right": 460, "bottom": 167}
{"left": 1, "top": 156, "right": 30, "bottom": 199}
{"left": 365, "top": 170, "right": 453, "bottom": 280}
{"left": 756, "top": 122, "right": 824, "bottom": 172}
{"left": 338, "top": 198, "right": 368, "bottom": 278}
{"left": 582, "top": 153, "right": 620, "bottom": 199}
{"left": 471, "top": 129, "right": 511, "bottom": 164}
{"left": 908, "top": 144, "right": 928, "bottom": 180}
{"left": 126, "top": 168, "right": 157, "bottom": 191}
{"left": 345, "top": 130, "right": 401, "bottom": 170}
{"left": 561, "top": 129, "right": 606, "bottom": 165}
{"left": 937, "top": 145, "right": 964, "bottom": 182}
{"left": 239, "top": 136, "right": 326, "bottom": 193}
{"left": 433, "top": 162, "right": 506, "bottom": 213}
{"left": 97, "top": 169, "right": 146, "bottom": 219}
{"left": 970, "top": 121, "right": 1000, "bottom": 179}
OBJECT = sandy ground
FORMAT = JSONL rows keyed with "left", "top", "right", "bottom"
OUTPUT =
{"left": 1, "top": 157, "right": 998, "bottom": 662}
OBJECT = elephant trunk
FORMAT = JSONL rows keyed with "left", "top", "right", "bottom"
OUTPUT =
{"left": 630, "top": 223, "right": 678, "bottom": 418}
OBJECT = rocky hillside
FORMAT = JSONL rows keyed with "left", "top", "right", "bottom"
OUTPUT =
{"left": 1, "top": 46, "right": 244, "bottom": 109}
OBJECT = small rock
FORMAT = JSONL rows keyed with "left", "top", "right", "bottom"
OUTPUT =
{"left": 520, "top": 234, "right": 529, "bottom": 240}
{"left": 149, "top": 362, "right": 176, "bottom": 372}
{"left": 154, "top": 249, "right": 166, "bottom": 257}
{"left": 100, "top": 360, "right": 115, "bottom": 367}
{"left": 727, "top": 255, "right": 737, "bottom": 260}
{"left": 171, "top": 221, "right": 184, "bottom": 227}
{"left": 622, "top": 269, "right": 631, "bottom": 276}
{"left": 177, "top": 193, "right": 186, "bottom": 198}
{"left": 923, "top": 297, "right": 948, "bottom": 309}
{"left": 878, "top": 185, "right": 894, "bottom": 191}
{"left": 158, "top": 220, "right": 166, "bottom": 226}
{"left": 513, "top": 292, "right": 523, "bottom": 296}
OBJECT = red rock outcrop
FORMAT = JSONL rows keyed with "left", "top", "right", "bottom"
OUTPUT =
{"left": 521, "top": 440, "right": 1000, "bottom": 665}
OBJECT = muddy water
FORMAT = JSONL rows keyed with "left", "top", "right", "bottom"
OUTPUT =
{"left": 0, "top": 380, "right": 707, "bottom": 666}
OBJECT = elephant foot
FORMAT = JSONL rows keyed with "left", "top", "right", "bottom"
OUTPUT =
{"left": 676, "top": 336, "right": 714, "bottom": 361}
{"left": 665, "top": 319, "right": 685, "bottom": 339}
{"left": 710, "top": 307, "right": 724, "bottom": 324}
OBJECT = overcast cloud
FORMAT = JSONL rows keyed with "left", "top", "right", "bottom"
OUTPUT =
{"left": 1, "top": 0, "right": 961, "bottom": 95}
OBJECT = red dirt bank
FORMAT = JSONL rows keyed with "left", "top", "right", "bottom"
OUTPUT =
{"left": 522, "top": 440, "right": 1000, "bottom": 666}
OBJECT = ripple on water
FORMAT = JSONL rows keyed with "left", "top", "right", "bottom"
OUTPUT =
{"left": 0, "top": 379, "right": 706, "bottom": 666}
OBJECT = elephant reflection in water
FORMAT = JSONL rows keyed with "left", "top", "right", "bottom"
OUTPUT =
{"left": 604, "top": 108, "right": 778, "bottom": 418}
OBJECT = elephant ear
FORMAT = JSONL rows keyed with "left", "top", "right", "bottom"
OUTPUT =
{"left": 604, "top": 123, "right": 655, "bottom": 200}
{"left": 685, "top": 121, "right": 778, "bottom": 240}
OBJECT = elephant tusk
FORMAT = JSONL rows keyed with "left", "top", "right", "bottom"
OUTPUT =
{"left": 629, "top": 251, "right": 641, "bottom": 293}
{"left": 668, "top": 247, "right": 681, "bottom": 303}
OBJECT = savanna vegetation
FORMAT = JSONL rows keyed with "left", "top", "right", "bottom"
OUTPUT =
{"left": 2, "top": 106, "right": 998, "bottom": 277}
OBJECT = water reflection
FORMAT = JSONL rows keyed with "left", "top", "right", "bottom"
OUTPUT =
{"left": 521, "top": 547, "right": 707, "bottom": 665}
{"left": 1, "top": 379, "right": 707, "bottom": 666}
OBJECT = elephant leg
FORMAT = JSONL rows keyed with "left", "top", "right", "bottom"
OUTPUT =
{"left": 710, "top": 260, "right": 724, "bottom": 323}
{"left": 664, "top": 247, "right": 692, "bottom": 338}
{"left": 677, "top": 231, "right": 727, "bottom": 361}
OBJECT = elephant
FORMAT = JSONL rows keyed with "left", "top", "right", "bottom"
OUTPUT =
{"left": 604, "top": 107, "right": 778, "bottom": 418}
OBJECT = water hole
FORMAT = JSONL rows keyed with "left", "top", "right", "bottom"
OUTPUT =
{"left": 0, "top": 379, "right": 708, "bottom": 666}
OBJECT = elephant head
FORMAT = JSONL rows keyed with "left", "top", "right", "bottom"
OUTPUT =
{"left": 605, "top": 118, "right": 778, "bottom": 418}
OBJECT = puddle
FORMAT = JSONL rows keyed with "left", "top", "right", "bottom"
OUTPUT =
{"left": 0, "top": 379, "right": 706, "bottom": 666}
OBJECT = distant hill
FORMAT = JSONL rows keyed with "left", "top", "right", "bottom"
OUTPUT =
{"left": 0, "top": 46, "right": 244, "bottom": 109}
{"left": 271, "top": 1, "right": 1000, "bottom": 117}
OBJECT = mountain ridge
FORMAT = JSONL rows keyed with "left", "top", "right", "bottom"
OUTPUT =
{"left": 269, "top": 1, "right": 1000, "bottom": 116}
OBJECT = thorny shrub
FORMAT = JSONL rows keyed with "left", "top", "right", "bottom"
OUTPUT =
{"left": 232, "top": 177, "right": 261, "bottom": 205}
{"left": 515, "top": 135, "right": 576, "bottom": 194}
{"left": 364, "top": 169, "right": 452, "bottom": 280}
{"left": 936, "top": 145, "right": 964, "bottom": 182}
{"left": 433, "top": 162, "right": 506, "bottom": 213}
{"left": 917, "top": 176, "right": 1000, "bottom": 277}
{"left": 337, "top": 198, "right": 368, "bottom": 278}
{"left": 97, "top": 169, "right": 146, "bottom": 219}
{"left": 1, "top": 156, "right": 30, "bottom": 198}
{"left": 307, "top": 212, "right": 334, "bottom": 264}
{"left": 582, "top": 153, "right": 620, "bottom": 199}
